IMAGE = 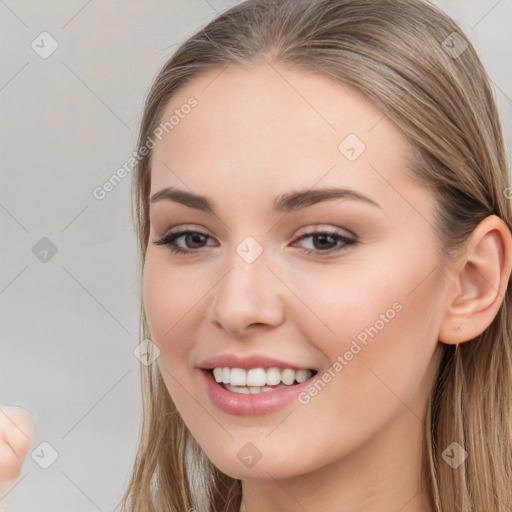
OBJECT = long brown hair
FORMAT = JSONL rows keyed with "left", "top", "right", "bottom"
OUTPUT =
{"left": 117, "top": 1, "right": 512, "bottom": 510}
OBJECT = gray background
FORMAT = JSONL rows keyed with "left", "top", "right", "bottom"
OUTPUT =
{"left": 1, "top": 0, "right": 510, "bottom": 510}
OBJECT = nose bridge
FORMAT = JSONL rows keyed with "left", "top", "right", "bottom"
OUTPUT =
{"left": 208, "top": 238, "right": 285, "bottom": 331}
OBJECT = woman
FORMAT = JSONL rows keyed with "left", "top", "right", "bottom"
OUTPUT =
{"left": 117, "top": 0, "right": 512, "bottom": 511}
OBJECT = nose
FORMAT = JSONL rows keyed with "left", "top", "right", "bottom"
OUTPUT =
{"left": 207, "top": 245, "right": 286, "bottom": 336}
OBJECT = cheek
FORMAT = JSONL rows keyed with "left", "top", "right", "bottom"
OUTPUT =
{"left": 289, "top": 248, "right": 444, "bottom": 401}
{"left": 142, "top": 251, "right": 220, "bottom": 398}
{"left": 142, "top": 253, "right": 198, "bottom": 386}
{"left": 271, "top": 256, "right": 444, "bottom": 466}
{"left": 142, "top": 256, "right": 197, "bottom": 407}
{"left": 142, "top": 252, "right": 203, "bottom": 344}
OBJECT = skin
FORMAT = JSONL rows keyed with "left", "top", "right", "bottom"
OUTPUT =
{"left": 0, "top": 406, "right": 33, "bottom": 501}
{"left": 143, "top": 61, "right": 512, "bottom": 512}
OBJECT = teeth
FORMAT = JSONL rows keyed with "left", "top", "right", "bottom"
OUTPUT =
{"left": 248, "top": 368, "right": 266, "bottom": 387}
{"left": 266, "top": 367, "right": 281, "bottom": 385}
{"left": 230, "top": 368, "right": 247, "bottom": 386}
{"left": 211, "top": 366, "right": 314, "bottom": 387}
{"left": 213, "top": 367, "right": 223, "bottom": 382}
{"left": 225, "top": 383, "right": 292, "bottom": 394}
{"left": 295, "top": 369, "right": 311, "bottom": 383}
{"left": 281, "top": 369, "right": 295, "bottom": 385}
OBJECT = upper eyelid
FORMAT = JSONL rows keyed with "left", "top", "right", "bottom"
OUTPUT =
{"left": 158, "top": 227, "right": 356, "bottom": 245}
{"left": 165, "top": 229, "right": 352, "bottom": 239}
{"left": 294, "top": 225, "right": 356, "bottom": 238}
{"left": 160, "top": 224, "right": 355, "bottom": 237}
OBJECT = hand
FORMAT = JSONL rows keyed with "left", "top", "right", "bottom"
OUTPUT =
{"left": 0, "top": 403, "right": 35, "bottom": 505}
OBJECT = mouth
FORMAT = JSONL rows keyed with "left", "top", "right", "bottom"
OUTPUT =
{"left": 197, "top": 354, "right": 320, "bottom": 415}
{"left": 206, "top": 366, "right": 318, "bottom": 394}
{"left": 200, "top": 365, "right": 318, "bottom": 416}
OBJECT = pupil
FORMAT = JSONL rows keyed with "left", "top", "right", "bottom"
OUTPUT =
{"left": 314, "top": 234, "right": 335, "bottom": 249}
{"left": 187, "top": 233, "right": 206, "bottom": 248}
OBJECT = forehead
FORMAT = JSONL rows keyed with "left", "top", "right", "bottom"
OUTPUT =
{"left": 149, "top": 61, "right": 416, "bottom": 207}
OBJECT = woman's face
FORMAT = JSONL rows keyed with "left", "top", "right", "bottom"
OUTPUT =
{"left": 143, "top": 62, "right": 447, "bottom": 480}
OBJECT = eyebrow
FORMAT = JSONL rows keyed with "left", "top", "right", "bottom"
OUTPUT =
{"left": 149, "top": 186, "right": 381, "bottom": 212}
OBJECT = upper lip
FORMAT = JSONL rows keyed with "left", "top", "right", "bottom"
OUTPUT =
{"left": 197, "top": 354, "right": 316, "bottom": 371}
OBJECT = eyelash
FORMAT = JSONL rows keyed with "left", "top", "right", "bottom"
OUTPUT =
{"left": 153, "top": 229, "right": 357, "bottom": 256}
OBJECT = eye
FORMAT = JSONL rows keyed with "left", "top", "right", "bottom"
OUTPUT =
{"left": 153, "top": 227, "right": 357, "bottom": 257}
{"left": 153, "top": 230, "right": 217, "bottom": 255}
{"left": 292, "top": 230, "right": 356, "bottom": 255}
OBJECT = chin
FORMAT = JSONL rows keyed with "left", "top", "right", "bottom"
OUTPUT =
{"left": 202, "top": 445, "right": 312, "bottom": 481}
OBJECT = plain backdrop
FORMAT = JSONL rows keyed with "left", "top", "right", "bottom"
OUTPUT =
{"left": 1, "top": 0, "right": 511, "bottom": 510}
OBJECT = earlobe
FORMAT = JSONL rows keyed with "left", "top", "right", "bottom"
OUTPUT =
{"left": 439, "top": 215, "right": 512, "bottom": 345}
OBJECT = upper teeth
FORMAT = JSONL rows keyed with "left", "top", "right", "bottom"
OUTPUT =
{"left": 212, "top": 367, "right": 314, "bottom": 387}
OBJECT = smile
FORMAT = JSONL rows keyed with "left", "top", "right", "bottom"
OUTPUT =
{"left": 201, "top": 367, "right": 318, "bottom": 416}
{"left": 211, "top": 366, "right": 315, "bottom": 393}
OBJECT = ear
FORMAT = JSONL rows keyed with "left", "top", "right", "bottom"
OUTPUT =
{"left": 439, "top": 215, "right": 512, "bottom": 345}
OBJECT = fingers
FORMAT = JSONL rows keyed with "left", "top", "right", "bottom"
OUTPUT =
{"left": 0, "top": 406, "right": 35, "bottom": 482}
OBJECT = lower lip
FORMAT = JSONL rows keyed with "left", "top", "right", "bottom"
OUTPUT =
{"left": 200, "top": 369, "right": 316, "bottom": 416}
